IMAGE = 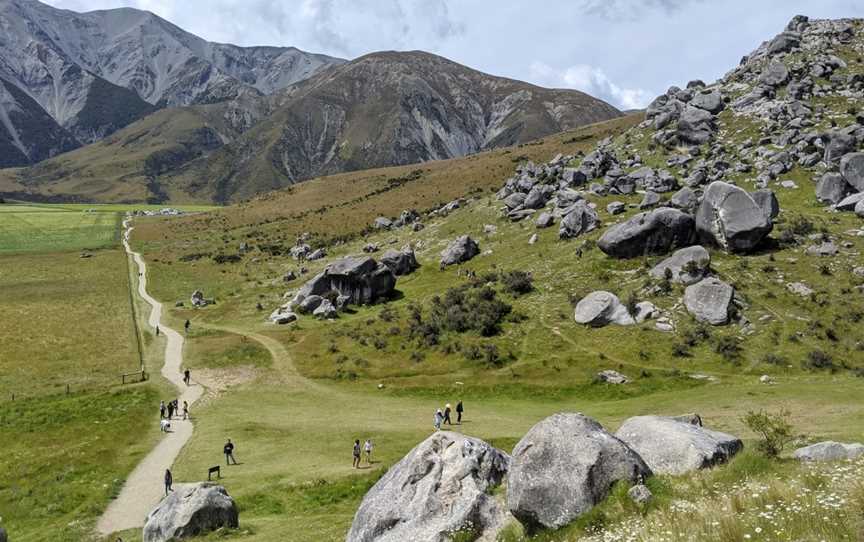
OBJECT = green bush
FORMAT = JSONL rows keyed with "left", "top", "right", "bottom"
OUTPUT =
{"left": 501, "top": 270, "right": 533, "bottom": 296}
{"left": 742, "top": 408, "right": 795, "bottom": 457}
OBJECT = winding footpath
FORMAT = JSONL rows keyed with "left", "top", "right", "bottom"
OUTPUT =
{"left": 96, "top": 220, "right": 204, "bottom": 536}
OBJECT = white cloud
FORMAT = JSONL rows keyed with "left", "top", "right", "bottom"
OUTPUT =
{"left": 529, "top": 62, "right": 652, "bottom": 110}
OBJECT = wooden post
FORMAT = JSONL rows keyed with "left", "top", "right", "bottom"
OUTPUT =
{"left": 66, "top": 384, "right": 70, "bottom": 395}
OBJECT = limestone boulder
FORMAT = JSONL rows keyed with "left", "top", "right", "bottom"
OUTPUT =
{"left": 793, "top": 441, "right": 864, "bottom": 462}
{"left": 650, "top": 245, "right": 710, "bottom": 285}
{"left": 143, "top": 484, "right": 238, "bottom": 542}
{"left": 574, "top": 291, "right": 635, "bottom": 327}
{"left": 615, "top": 416, "right": 743, "bottom": 475}
{"left": 440, "top": 236, "right": 480, "bottom": 266}
{"left": 684, "top": 277, "right": 734, "bottom": 325}
{"left": 507, "top": 413, "right": 651, "bottom": 530}
{"left": 597, "top": 208, "right": 695, "bottom": 259}
{"left": 696, "top": 181, "right": 773, "bottom": 253}
{"left": 381, "top": 246, "right": 419, "bottom": 276}
{"left": 840, "top": 152, "right": 864, "bottom": 192}
{"left": 346, "top": 431, "right": 509, "bottom": 542}
{"left": 559, "top": 201, "right": 599, "bottom": 239}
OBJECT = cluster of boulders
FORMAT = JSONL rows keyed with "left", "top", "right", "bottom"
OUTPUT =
{"left": 373, "top": 209, "right": 423, "bottom": 231}
{"left": 347, "top": 412, "right": 742, "bottom": 540}
{"left": 190, "top": 290, "right": 212, "bottom": 307}
{"left": 143, "top": 483, "right": 238, "bottom": 542}
{"left": 269, "top": 256, "right": 398, "bottom": 324}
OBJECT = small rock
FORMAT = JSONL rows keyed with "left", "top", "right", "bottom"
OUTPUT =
{"left": 627, "top": 484, "right": 653, "bottom": 505}
{"left": 596, "top": 369, "right": 629, "bottom": 384}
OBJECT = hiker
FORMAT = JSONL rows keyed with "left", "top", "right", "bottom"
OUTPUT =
{"left": 164, "top": 468, "right": 173, "bottom": 496}
{"left": 456, "top": 400, "right": 464, "bottom": 423}
{"left": 443, "top": 403, "right": 452, "bottom": 425}
{"left": 159, "top": 400, "right": 166, "bottom": 419}
{"left": 184, "top": 369, "right": 191, "bottom": 386}
{"left": 182, "top": 400, "right": 189, "bottom": 420}
{"left": 224, "top": 439, "right": 237, "bottom": 465}
{"left": 184, "top": 319, "right": 191, "bottom": 333}
{"left": 364, "top": 439, "right": 373, "bottom": 464}
{"left": 433, "top": 409, "right": 444, "bottom": 431}
{"left": 156, "top": 325, "right": 160, "bottom": 336}
{"left": 167, "top": 401, "right": 175, "bottom": 419}
{"left": 353, "top": 440, "right": 362, "bottom": 468}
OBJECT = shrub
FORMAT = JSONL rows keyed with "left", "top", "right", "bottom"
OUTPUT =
{"left": 742, "top": 408, "right": 795, "bottom": 458}
{"left": 761, "top": 353, "right": 787, "bottom": 366}
{"left": 212, "top": 253, "right": 242, "bottom": 264}
{"left": 501, "top": 271, "right": 533, "bottom": 296}
{"left": 802, "top": 350, "right": 835, "bottom": 371}
{"left": 714, "top": 336, "right": 742, "bottom": 362}
{"left": 430, "top": 285, "right": 512, "bottom": 337}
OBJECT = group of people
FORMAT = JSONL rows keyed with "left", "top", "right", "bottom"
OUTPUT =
{"left": 159, "top": 399, "right": 189, "bottom": 431}
{"left": 433, "top": 400, "right": 464, "bottom": 430}
{"left": 352, "top": 439, "right": 374, "bottom": 468}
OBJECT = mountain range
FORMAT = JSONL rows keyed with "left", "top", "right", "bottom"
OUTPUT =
{"left": 0, "top": 0, "right": 621, "bottom": 203}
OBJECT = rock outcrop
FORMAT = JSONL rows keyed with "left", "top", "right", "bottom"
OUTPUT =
{"left": 380, "top": 245, "right": 419, "bottom": 276}
{"left": 143, "top": 484, "right": 239, "bottom": 542}
{"left": 650, "top": 245, "right": 711, "bottom": 285}
{"left": 597, "top": 208, "right": 695, "bottom": 258}
{"left": 507, "top": 413, "right": 651, "bottom": 530}
{"left": 347, "top": 432, "right": 509, "bottom": 542}
{"left": 615, "top": 416, "right": 743, "bottom": 475}
{"left": 289, "top": 257, "right": 396, "bottom": 314}
{"left": 793, "top": 441, "right": 864, "bottom": 462}
{"left": 684, "top": 277, "right": 735, "bottom": 325}
{"left": 574, "top": 291, "right": 635, "bottom": 327}
{"left": 559, "top": 201, "right": 600, "bottom": 239}
{"left": 696, "top": 182, "right": 773, "bottom": 253}
{"left": 440, "top": 236, "right": 480, "bottom": 266}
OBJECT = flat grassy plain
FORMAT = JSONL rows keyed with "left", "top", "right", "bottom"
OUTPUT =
{"left": 0, "top": 203, "right": 179, "bottom": 541}
{"left": 126, "top": 115, "right": 864, "bottom": 541}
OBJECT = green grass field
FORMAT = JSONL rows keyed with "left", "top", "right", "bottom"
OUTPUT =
{"left": 0, "top": 202, "right": 180, "bottom": 540}
{"left": 120, "top": 108, "right": 864, "bottom": 541}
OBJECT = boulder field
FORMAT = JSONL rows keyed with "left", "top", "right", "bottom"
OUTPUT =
{"left": 347, "top": 412, "right": 743, "bottom": 539}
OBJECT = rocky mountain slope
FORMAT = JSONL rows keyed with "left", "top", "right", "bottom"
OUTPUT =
{"left": 0, "top": 77, "right": 78, "bottom": 167}
{"left": 2, "top": 50, "right": 622, "bottom": 203}
{"left": 0, "top": 0, "right": 343, "bottom": 164}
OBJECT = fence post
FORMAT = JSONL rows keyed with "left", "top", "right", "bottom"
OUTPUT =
{"left": 66, "top": 384, "right": 70, "bottom": 395}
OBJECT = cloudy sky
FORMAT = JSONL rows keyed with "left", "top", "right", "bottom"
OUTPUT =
{"left": 44, "top": 0, "right": 864, "bottom": 109}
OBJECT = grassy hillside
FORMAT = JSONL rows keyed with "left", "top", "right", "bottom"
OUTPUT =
{"left": 0, "top": 103, "right": 247, "bottom": 204}
{"left": 124, "top": 103, "right": 864, "bottom": 541}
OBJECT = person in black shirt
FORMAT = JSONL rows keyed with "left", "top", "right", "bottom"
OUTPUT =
{"left": 352, "top": 440, "right": 361, "bottom": 468}
{"left": 224, "top": 439, "right": 237, "bottom": 465}
{"left": 164, "top": 469, "right": 173, "bottom": 496}
{"left": 456, "top": 400, "right": 464, "bottom": 424}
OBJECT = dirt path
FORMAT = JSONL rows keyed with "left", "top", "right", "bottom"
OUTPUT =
{"left": 96, "top": 220, "right": 204, "bottom": 536}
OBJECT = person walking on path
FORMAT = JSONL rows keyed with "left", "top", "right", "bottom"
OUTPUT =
{"left": 433, "top": 409, "right": 444, "bottom": 431}
{"left": 167, "top": 401, "right": 174, "bottom": 420}
{"left": 164, "top": 469, "right": 173, "bottom": 496}
{"left": 159, "top": 400, "right": 166, "bottom": 419}
{"left": 184, "top": 369, "right": 191, "bottom": 386}
{"left": 182, "top": 401, "right": 189, "bottom": 420}
{"left": 156, "top": 325, "right": 160, "bottom": 336}
{"left": 456, "top": 400, "right": 464, "bottom": 424}
{"left": 353, "top": 440, "right": 362, "bottom": 468}
{"left": 364, "top": 439, "right": 373, "bottom": 464}
{"left": 184, "top": 319, "right": 191, "bottom": 334}
{"left": 443, "top": 404, "right": 452, "bottom": 426}
{"left": 224, "top": 439, "right": 237, "bottom": 465}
